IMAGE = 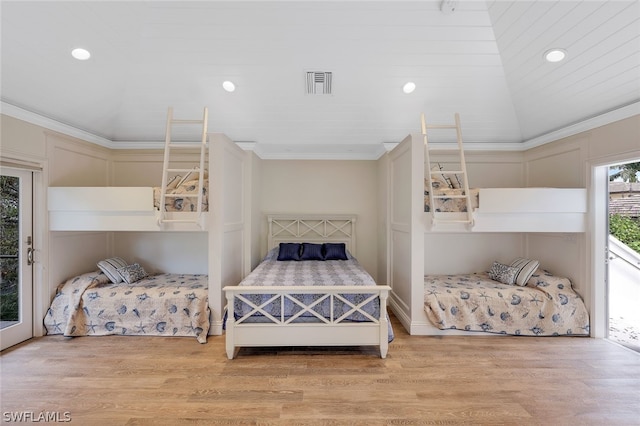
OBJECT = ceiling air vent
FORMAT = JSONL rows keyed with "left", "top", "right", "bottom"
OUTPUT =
{"left": 306, "top": 71, "right": 332, "bottom": 94}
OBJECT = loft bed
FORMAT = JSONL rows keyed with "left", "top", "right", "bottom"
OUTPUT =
{"left": 424, "top": 185, "right": 587, "bottom": 232}
{"left": 387, "top": 132, "right": 590, "bottom": 336}
{"left": 48, "top": 170, "right": 208, "bottom": 232}
{"left": 223, "top": 215, "right": 393, "bottom": 359}
{"left": 46, "top": 132, "right": 251, "bottom": 337}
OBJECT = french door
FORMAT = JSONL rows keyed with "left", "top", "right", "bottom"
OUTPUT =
{"left": 0, "top": 168, "right": 33, "bottom": 350}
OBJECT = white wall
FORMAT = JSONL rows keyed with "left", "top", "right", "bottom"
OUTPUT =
{"left": 257, "top": 160, "right": 380, "bottom": 281}
{"left": 523, "top": 114, "right": 640, "bottom": 337}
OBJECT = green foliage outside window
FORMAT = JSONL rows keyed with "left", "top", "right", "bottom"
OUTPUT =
{"left": 609, "top": 214, "right": 640, "bottom": 254}
{"left": 1, "top": 176, "right": 20, "bottom": 322}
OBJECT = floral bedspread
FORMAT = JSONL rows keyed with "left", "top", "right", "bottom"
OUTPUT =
{"left": 424, "top": 270, "right": 590, "bottom": 336}
{"left": 153, "top": 178, "right": 208, "bottom": 212}
{"left": 45, "top": 271, "right": 210, "bottom": 343}
{"left": 424, "top": 186, "right": 480, "bottom": 212}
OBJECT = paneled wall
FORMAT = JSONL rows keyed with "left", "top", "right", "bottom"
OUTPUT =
{"left": 257, "top": 159, "right": 380, "bottom": 281}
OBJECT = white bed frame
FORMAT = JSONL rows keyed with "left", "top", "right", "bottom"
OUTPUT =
{"left": 223, "top": 214, "right": 391, "bottom": 359}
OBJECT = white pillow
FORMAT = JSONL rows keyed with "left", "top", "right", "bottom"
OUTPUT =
{"left": 97, "top": 257, "right": 128, "bottom": 283}
{"left": 510, "top": 257, "right": 540, "bottom": 286}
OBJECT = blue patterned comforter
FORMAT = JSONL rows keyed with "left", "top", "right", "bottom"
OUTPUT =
{"left": 424, "top": 270, "right": 590, "bottom": 336}
{"left": 45, "top": 271, "right": 210, "bottom": 343}
{"left": 231, "top": 253, "right": 394, "bottom": 342}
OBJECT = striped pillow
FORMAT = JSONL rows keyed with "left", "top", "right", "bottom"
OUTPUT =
{"left": 97, "top": 257, "right": 128, "bottom": 283}
{"left": 510, "top": 257, "right": 540, "bottom": 286}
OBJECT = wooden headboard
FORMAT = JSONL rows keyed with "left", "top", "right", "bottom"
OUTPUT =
{"left": 267, "top": 214, "right": 357, "bottom": 256}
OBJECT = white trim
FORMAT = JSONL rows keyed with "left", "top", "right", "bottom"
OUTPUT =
{"left": 522, "top": 102, "right": 640, "bottom": 150}
{"left": 3, "top": 100, "right": 638, "bottom": 159}
{"left": 1, "top": 102, "right": 113, "bottom": 148}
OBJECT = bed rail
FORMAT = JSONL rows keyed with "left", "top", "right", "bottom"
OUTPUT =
{"left": 223, "top": 285, "right": 391, "bottom": 359}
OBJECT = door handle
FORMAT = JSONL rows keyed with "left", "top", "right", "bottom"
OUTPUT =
{"left": 27, "top": 247, "right": 34, "bottom": 266}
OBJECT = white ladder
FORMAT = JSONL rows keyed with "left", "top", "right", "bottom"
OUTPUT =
{"left": 158, "top": 107, "right": 208, "bottom": 227}
{"left": 420, "top": 112, "right": 473, "bottom": 227}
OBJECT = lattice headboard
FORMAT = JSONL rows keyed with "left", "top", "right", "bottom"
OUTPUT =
{"left": 267, "top": 214, "right": 357, "bottom": 256}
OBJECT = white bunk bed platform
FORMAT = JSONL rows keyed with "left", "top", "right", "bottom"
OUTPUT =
{"left": 425, "top": 187, "right": 587, "bottom": 233}
{"left": 48, "top": 187, "right": 207, "bottom": 232}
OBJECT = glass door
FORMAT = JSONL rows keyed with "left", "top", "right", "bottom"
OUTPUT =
{"left": 0, "top": 168, "right": 33, "bottom": 350}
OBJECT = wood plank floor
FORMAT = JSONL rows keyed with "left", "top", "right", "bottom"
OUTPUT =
{"left": 2, "top": 313, "right": 639, "bottom": 425}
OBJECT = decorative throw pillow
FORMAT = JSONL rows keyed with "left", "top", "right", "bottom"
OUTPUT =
{"left": 488, "top": 261, "right": 519, "bottom": 285}
{"left": 300, "top": 243, "right": 324, "bottom": 261}
{"left": 323, "top": 243, "right": 349, "bottom": 261}
{"left": 277, "top": 243, "right": 302, "bottom": 261}
{"left": 117, "top": 263, "right": 148, "bottom": 284}
{"left": 97, "top": 257, "right": 128, "bottom": 283}
{"left": 510, "top": 257, "right": 540, "bottom": 286}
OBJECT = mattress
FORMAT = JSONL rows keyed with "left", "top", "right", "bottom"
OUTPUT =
{"left": 424, "top": 269, "right": 590, "bottom": 336}
{"left": 231, "top": 249, "right": 394, "bottom": 341}
{"left": 45, "top": 271, "right": 210, "bottom": 343}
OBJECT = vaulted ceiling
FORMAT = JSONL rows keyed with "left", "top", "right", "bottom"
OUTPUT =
{"left": 1, "top": 1, "right": 639, "bottom": 159}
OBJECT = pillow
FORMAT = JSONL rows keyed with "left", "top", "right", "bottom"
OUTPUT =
{"left": 97, "top": 257, "right": 128, "bottom": 283}
{"left": 166, "top": 175, "right": 181, "bottom": 190}
{"left": 323, "top": 243, "right": 348, "bottom": 261}
{"left": 277, "top": 243, "right": 302, "bottom": 261}
{"left": 510, "top": 257, "right": 540, "bottom": 286}
{"left": 300, "top": 243, "right": 324, "bottom": 261}
{"left": 488, "top": 261, "right": 519, "bottom": 285}
{"left": 117, "top": 263, "right": 148, "bottom": 284}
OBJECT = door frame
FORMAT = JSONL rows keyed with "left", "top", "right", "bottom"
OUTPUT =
{"left": 1, "top": 167, "right": 33, "bottom": 349}
{"left": 0, "top": 155, "right": 49, "bottom": 346}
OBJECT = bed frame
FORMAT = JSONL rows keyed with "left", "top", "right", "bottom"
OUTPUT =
{"left": 223, "top": 214, "right": 391, "bottom": 359}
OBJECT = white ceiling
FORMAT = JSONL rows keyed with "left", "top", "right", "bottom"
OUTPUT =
{"left": 1, "top": 1, "right": 639, "bottom": 159}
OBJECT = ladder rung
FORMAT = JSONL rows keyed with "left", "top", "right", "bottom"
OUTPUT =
{"left": 430, "top": 171, "right": 465, "bottom": 175}
{"left": 168, "top": 143, "right": 206, "bottom": 149}
{"left": 164, "top": 194, "right": 199, "bottom": 198}
{"left": 433, "top": 219, "right": 473, "bottom": 224}
{"left": 171, "top": 119, "right": 204, "bottom": 124}
{"left": 432, "top": 195, "right": 468, "bottom": 199}
{"left": 160, "top": 219, "right": 202, "bottom": 224}
{"left": 425, "top": 124, "right": 457, "bottom": 130}
{"left": 166, "top": 168, "right": 200, "bottom": 173}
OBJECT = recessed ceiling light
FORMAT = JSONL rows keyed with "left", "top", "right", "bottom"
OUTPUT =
{"left": 403, "top": 82, "right": 416, "bottom": 94}
{"left": 71, "top": 48, "right": 91, "bottom": 60}
{"left": 544, "top": 48, "right": 566, "bottom": 63}
{"left": 222, "top": 81, "right": 236, "bottom": 92}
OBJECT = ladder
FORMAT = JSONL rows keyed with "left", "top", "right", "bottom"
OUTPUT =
{"left": 158, "top": 107, "right": 208, "bottom": 227}
{"left": 420, "top": 112, "right": 473, "bottom": 227}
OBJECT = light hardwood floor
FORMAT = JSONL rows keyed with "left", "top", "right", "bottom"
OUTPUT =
{"left": 1, "top": 313, "right": 639, "bottom": 425}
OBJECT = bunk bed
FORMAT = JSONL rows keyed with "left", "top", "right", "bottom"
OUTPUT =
{"left": 47, "top": 131, "right": 250, "bottom": 337}
{"left": 45, "top": 267, "right": 210, "bottom": 343}
{"left": 387, "top": 128, "right": 590, "bottom": 336}
{"left": 223, "top": 215, "right": 393, "bottom": 359}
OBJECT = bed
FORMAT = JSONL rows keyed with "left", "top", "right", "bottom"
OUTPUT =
{"left": 44, "top": 263, "right": 210, "bottom": 343}
{"left": 48, "top": 170, "right": 209, "bottom": 232}
{"left": 223, "top": 215, "right": 393, "bottom": 359}
{"left": 423, "top": 264, "right": 590, "bottom": 336}
{"left": 424, "top": 182, "right": 587, "bottom": 232}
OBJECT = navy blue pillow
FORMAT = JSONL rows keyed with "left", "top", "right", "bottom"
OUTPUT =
{"left": 277, "top": 243, "right": 302, "bottom": 261}
{"left": 323, "top": 243, "right": 348, "bottom": 260}
{"left": 300, "top": 243, "right": 324, "bottom": 261}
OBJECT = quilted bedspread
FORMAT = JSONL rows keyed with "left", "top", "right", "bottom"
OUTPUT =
{"left": 424, "top": 187, "right": 480, "bottom": 213}
{"left": 232, "top": 253, "right": 394, "bottom": 342}
{"left": 45, "top": 271, "right": 210, "bottom": 343}
{"left": 153, "top": 178, "right": 208, "bottom": 212}
{"left": 424, "top": 270, "right": 590, "bottom": 336}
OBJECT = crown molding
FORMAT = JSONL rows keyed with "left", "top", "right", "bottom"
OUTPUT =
{"left": 1, "top": 101, "right": 114, "bottom": 148}
{"left": 521, "top": 102, "right": 640, "bottom": 150}
{"left": 3, "top": 100, "right": 637, "bottom": 159}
